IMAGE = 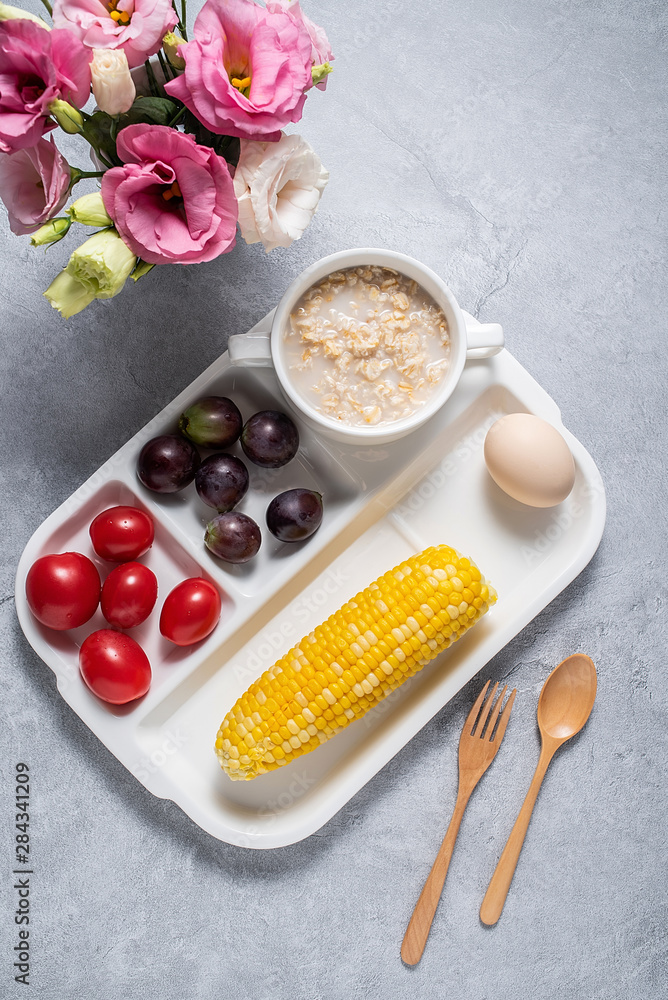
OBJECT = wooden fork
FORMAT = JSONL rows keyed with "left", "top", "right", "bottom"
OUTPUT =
{"left": 401, "top": 680, "right": 517, "bottom": 965}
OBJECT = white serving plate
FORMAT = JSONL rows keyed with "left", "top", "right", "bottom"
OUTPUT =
{"left": 15, "top": 311, "right": 605, "bottom": 849}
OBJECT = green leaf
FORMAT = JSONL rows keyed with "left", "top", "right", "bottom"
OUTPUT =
{"left": 132, "top": 259, "right": 156, "bottom": 282}
{"left": 181, "top": 113, "right": 240, "bottom": 166}
{"left": 81, "top": 99, "right": 180, "bottom": 168}
{"left": 120, "top": 97, "right": 179, "bottom": 127}
{"left": 81, "top": 112, "right": 121, "bottom": 166}
{"left": 214, "top": 134, "right": 240, "bottom": 167}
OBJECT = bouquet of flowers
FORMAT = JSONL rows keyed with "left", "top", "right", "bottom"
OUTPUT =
{"left": 0, "top": 0, "right": 333, "bottom": 318}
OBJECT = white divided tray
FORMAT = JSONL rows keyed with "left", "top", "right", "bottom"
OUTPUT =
{"left": 15, "top": 315, "right": 605, "bottom": 848}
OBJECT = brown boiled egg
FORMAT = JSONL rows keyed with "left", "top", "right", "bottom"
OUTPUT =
{"left": 484, "top": 413, "right": 575, "bottom": 507}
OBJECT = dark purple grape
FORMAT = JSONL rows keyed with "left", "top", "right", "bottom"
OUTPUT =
{"left": 195, "top": 454, "right": 249, "bottom": 512}
{"left": 266, "top": 489, "right": 323, "bottom": 542}
{"left": 240, "top": 410, "right": 299, "bottom": 469}
{"left": 205, "top": 512, "right": 261, "bottom": 563}
{"left": 178, "top": 396, "right": 242, "bottom": 448}
{"left": 137, "top": 435, "right": 200, "bottom": 494}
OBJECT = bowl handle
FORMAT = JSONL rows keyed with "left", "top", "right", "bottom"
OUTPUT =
{"left": 461, "top": 310, "right": 504, "bottom": 359}
{"left": 228, "top": 313, "right": 274, "bottom": 367}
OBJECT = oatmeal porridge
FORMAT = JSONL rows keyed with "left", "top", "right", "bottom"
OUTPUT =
{"left": 284, "top": 266, "right": 451, "bottom": 426}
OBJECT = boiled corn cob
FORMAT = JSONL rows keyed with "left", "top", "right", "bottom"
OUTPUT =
{"left": 215, "top": 544, "right": 496, "bottom": 780}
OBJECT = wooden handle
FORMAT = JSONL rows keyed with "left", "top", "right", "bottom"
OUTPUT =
{"left": 401, "top": 787, "right": 470, "bottom": 965}
{"left": 479, "top": 745, "right": 555, "bottom": 926}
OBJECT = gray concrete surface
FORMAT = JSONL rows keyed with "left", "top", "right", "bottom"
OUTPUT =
{"left": 1, "top": 0, "right": 667, "bottom": 997}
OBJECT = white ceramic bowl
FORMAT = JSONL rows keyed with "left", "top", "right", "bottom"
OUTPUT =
{"left": 229, "top": 248, "right": 504, "bottom": 445}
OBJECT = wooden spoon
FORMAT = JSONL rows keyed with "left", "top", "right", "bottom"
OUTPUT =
{"left": 479, "top": 654, "right": 597, "bottom": 926}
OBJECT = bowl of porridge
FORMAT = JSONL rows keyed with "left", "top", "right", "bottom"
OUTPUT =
{"left": 229, "top": 249, "right": 504, "bottom": 445}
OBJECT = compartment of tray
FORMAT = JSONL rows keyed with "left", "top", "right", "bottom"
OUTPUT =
{"left": 16, "top": 479, "right": 235, "bottom": 712}
{"left": 130, "top": 365, "right": 361, "bottom": 598}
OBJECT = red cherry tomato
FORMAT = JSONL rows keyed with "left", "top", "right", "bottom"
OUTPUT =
{"left": 26, "top": 552, "right": 100, "bottom": 630}
{"left": 79, "top": 629, "right": 151, "bottom": 704}
{"left": 160, "top": 578, "right": 222, "bottom": 646}
{"left": 101, "top": 562, "right": 158, "bottom": 629}
{"left": 89, "top": 505, "right": 154, "bottom": 562}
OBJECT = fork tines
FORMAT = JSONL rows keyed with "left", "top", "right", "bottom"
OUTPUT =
{"left": 468, "top": 681, "right": 517, "bottom": 742}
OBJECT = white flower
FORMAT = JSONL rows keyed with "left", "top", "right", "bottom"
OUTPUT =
{"left": 234, "top": 133, "right": 329, "bottom": 253}
{"left": 91, "top": 49, "right": 136, "bottom": 117}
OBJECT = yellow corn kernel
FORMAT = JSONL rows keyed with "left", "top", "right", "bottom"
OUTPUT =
{"left": 215, "top": 544, "right": 496, "bottom": 779}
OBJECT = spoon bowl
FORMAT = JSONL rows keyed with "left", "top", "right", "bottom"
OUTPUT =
{"left": 537, "top": 653, "right": 598, "bottom": 743}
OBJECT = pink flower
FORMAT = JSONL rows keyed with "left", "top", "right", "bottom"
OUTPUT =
{"left": 52, "top": 0, "right": 178, "bottom": 69}
{"left": 0, "top": 136, "right": 70, "bottom": 233}
{"left": 164, "top": 0, "right": 312, "bottom": 141}
{"left": 101, "top": 124, "right": 238, "bottom": 265}
{"left": 0, "top": 20, "right": 91, "bottom": 152}
{"left": 267, "top": 1, "right": 333, "bottom": 89}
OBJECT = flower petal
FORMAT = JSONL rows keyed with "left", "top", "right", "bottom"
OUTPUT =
{"left": 102, "top": 123, "right": 238, "bottom": 265}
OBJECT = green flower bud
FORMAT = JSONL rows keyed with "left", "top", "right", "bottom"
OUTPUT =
{"left": 30, "top": 217, "right": 71, "bottom": 247}
{"left": 162, "top": 31, "right": 186, "bottom": 71}
{"left": 44, "top": 229, "right": 137, "bottom": 319}
{"left": 49, "top": 100, "right": 84, "bottom": 135}
{"left": 311, "top": 63, "right": 333, "bottom": 86}
{"left": 0, "top": 3, "right": 50, "bottom": 28}
{"left": 67, "top": 193, "right": 113, "bottom": 228}
{"left": 43, "top": 271, "right": 97, "bottom": 319}
{"left": 68, "top": 229, "right": 136, "bottom": 300}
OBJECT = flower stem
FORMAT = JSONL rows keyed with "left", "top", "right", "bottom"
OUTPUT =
{"left": 156, "top": 49, "right": 173, "bottom": 82}
{"left": 96, "top": 150, "right": 114, "bottom": 170}
{"left": 39, "top": 0, "right": 53, "bottom": 15}
{"left": 67, "top": 168, "right": 106, "bottom": 194}
{"left": 172, "top": 0, "right": 187, "bottom": 40}
{"left": 145, "top": 58, "right": 159, "bottom": 98}
{"left": 167, "top": 104, "right": 187, "bottom": 128}
{"left": 81, "top": 140, "right": 114, "bottom": 171}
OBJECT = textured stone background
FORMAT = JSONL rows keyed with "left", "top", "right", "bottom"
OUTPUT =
{"left": 1, "top": 1, "right": 667, "bottom": 997}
